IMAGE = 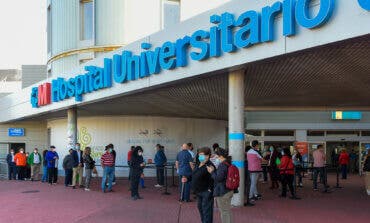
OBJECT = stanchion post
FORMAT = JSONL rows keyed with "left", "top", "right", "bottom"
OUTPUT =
{"left": 293, "top": 166, "right": 297, "bottom": 196}
{"left": 335, "top": 165, "right": 342, "bottom": 189}
{"left": 172, "top": 164, "right": 176, "bottom": 187}
{"left": 163, "top": 166, "right": 171, "bottom": 195}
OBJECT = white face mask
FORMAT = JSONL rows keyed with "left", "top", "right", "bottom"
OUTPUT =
{"left": 34, "top": 150, "right": 38, "bottom": 153}
{"left": 11, "top": 152, "right": 14, "bottom": 154}
{"left": 138, "top": 152, "right": 143, "bottom": 156}
{"left": 20, "top": 151, "right": 24, "bottom": 154}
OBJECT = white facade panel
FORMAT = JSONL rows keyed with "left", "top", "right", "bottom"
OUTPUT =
{"left": 180, "top": 0, "right": 231, "bottom": 21}
{"left": 47, "top": 116, "right": 227, "bottom": 176}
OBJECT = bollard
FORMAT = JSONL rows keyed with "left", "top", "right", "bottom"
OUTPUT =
{"left": 163, "top": 166, "right": 171, "bottom": 195}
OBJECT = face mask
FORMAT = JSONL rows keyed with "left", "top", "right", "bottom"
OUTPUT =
{"left": 281, "top": 151, "right": 285, "bottom": 155}
{"left": 52, "top": 149, "right": 56, "bottom": 152}
{"left": 109, "top": 148, "right": 113, "bottom": 153}
{"left": 198, "top": 155, "right": 206, "bottom": 163}
{"left": 138, "top": 152, "right": 143, "bottom": 156}
{"left": 11, "top": 152, "right": 14, "bottom": 154}
{"left": 76, "top": 146, "right": 80, "bottom": 150}
{"left": 214, "top": 158, "right": 221, "bottom": 166}
{"left": 269, "top": 147, "right": 273, "bottom": 152}
{"left": 20, "top": 151, "right": 24, "bottom": 154}
{"left": 34, "top": 150, "right": 37, "bottom": 153}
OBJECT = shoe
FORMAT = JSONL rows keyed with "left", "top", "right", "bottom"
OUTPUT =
{"left": 84, "top": 188, "right": 90, "bottom": 191}
{"left": 154, "top": 184, "right": 162, "bottom": 188}
{"left": 107, "top": 189, "right": 114, "bottom": 193}
{"left": 137, "top": 196, "right": 143, "bottom": 199}
{"left": 254, "top": 194, "right": 262, "bottom": 200}
{"left": 313, "top": 188, "right": 318, "bottom": 191}
{"left": 112, "top": 182, "right": 116, "bottom": 185}
{"left": 132, "top": 196, "right": 138, "bottom": 200}
{"left": 72, "top": 186, "right": 76, "bottom": 189}
{"left": 249, "top": 197, "right": 257, "bottom": 202}
{"left": 244, "top": 202, "right": 255, "bottom": 207}
{"left": 52, "top": 183, "right": 57, "bottom": 185}
{"left": 290, "top": 196, "right": 301, "bottom": 200}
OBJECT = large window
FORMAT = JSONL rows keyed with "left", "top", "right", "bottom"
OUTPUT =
{"left": 47, "top": 5, "right": 52, "bottom": 53}
{"left": 80, "top": 0, "right": 93, "bottom": 40}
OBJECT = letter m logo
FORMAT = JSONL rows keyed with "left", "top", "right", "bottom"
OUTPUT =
{"left": 38, "top": 83, "right": 51, "bottom": 106}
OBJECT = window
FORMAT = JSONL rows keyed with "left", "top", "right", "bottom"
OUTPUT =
{"left": 362, "top": 131, "right": 370, "bottom": 136}
{"left": 264, "top": 130, "right": 295, "bottom": 136}
{"left": 80, "top": 0, "right": 93, "bottom": 40}
{"left": 47, "top": 5, "right": 52, "bottom": 53}
{"left": 326, "top": 131, "right": 360, "bottom": 136}
{"left": 307, "top": 131, "right": 325, "bottom": 136}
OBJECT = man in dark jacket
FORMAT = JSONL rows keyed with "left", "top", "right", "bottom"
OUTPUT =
{"left": 63, "top": 149, "right": 75, "bottom": 187}
{"left": 6, "top": 149, "right": 16, "bottom": 180}
{"left": 72, "top": 143, "right": 84, "bottom": 188}
{"left": 154, "top": 144, "right": 167, "bottom": 187}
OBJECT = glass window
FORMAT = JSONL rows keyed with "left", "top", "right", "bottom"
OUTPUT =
{"left": 245, "top": 130, "right": 261, "bottom": 136}
{"left": 307, "top": 131, "right": 325, "bottom": 136}
{"left": 81, "top": 1, "right": 93, "bottom": 40}
{"left": 47, "top": 5, "right": 52, "bottom": 53}
{"left": 264, "top": 130, "right": 295, "bottom": 136}
{"left": 362, "top": 131, "right": 370, "bottom": 136}
{"left": 326, "top": 131, "right": 360, "bottom": 136}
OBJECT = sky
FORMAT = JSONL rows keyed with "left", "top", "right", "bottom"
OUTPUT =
{"left": 0, "top": 0, "right": 46, "bottom": 69}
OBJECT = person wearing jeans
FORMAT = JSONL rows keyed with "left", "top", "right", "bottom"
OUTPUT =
{"left": 83, "top": 147, "right": 95, "bottom": 191}
{"left": 247, "top": 140, "right": 262, "bottom": 201}
{"left": 312, "top": 145, "right": 326, "bottom": 190}
{"left": 41, "top": 150, "right": 49, "bottom": 182}
{"left": 6, "top": 149, "right": 16, "bottom": 180}
{"left": 339, "top": 149, "right": 350, "bottom": 179}
{"left": 63, "top": 149, "right": 74, "bottom": 187}
{"left": 101, "top": 147, "right": 115, "bottom": 193}
{"left": 46, "top": 146, "right": 59, "bottom": 185}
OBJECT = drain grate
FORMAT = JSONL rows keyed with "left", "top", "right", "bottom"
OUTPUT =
{"left": 21, "top": 190, "right": 40, "bottom": 193}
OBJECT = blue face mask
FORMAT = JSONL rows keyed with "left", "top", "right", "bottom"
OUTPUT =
{"left": 198, "top": 154, "right": 206, "bottom": 163}
{"left": 270, "top": 147, "right": 273, "bottom": 152}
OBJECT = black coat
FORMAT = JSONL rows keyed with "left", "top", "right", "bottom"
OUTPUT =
{"left": 83, "top": 154, "right": 95, "bottom": 169}
{"left": 364, "top": 156, "right": 370, "bottom": 172}
{"left": 192, "top": 160, "right": 214, "bottom": 194}
{"left": 6, "top": 154, "right": 16, "bottom": 166}
{"left": 63, "top": 154, "right": 75, "bottom": 170}
{"left": 72, "top": 150, "right": 84, "bottom": 167}
{"left": 130, "top": 154, "right": 144, "bottom": 176}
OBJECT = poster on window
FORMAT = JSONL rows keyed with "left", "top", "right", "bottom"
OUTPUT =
{"left": 295, "top": 142, "right": 309, "bottom": 164}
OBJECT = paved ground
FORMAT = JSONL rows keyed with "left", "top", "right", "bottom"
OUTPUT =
{"left": 0, "top": 173, "right": 369, "bottom": 223}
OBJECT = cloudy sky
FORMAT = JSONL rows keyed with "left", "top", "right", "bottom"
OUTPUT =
{"left": 0, "top": 0, "right": 46, "bottom": 69}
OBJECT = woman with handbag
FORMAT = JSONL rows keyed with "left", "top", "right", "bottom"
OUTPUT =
{"left": 83, "top": 147, "right": 95, "bottom": 191}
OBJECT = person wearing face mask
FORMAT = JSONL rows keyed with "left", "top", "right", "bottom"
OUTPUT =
{"left": 63, "top": 149, "right": 75, "bottom": 187}
{"left": 192, "top": 147, "right": 215, "bottom": 223}
{"left": 278, "top": 148, "right": 300, "bottom": 200}
{"left": 268, "top": 146, "right": 281, "bottom": 190}
{"left": 83, "top": 147, "right": 95, "bottom": 191}
{"left": 6, "top": 149, "right": 17, "bottom": 180}
{"left": 46, "top": 146, "right": 59, "bottom": 185}
{"left": 41, "top": 149, "right": 49, "bottom": 183}
{"left": 14, "top": 148, "right": 27, "bottom": 180}
{"left": 27, "top": 148, "right": 42, "bottom": 181}
{"left": 101, "top": 145, "right": 115, "bottom": 193}
{"left": 292, "top": 148, "right": 303, "bottom": 187}
{"left": 72, "top": 143, "right": 84, "bottom": 189}
{"left": 247, "top": 140, "right": 263, "bottom": 202}
{"left": 176, "top": 143, "right": 195, "bottom": 202}
{"left": 130, "top": 146, "right": 145, "bottom": 200}
{"left": 154, "top": 144, "right": 167, "bottom": 188}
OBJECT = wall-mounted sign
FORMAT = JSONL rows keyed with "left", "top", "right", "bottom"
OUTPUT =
{"left": 331, "top": 111, "right": 362, "bottom": 120}
{"left": 8, "top": 128, "right": 25, "bottom": 137}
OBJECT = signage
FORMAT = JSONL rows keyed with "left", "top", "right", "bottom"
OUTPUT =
{"left": 31, "top": 0, "right": 339, "bottom": 108}
{"left": 8, "top": 128, "right": 25, "bottom": 137}
{"left": 295, "top": 142, "right": 308, "bottom": 163}
{"left": 331, "top": 111, "right": 362, "bottom": 120}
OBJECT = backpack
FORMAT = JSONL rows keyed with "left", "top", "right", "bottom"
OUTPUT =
{"left": 225, "top": 162, "right": 240, "bottom": 190}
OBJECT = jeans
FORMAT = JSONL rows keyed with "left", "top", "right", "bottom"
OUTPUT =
{"left": 17, "top": 166, "right": 26, "bottom": 180}
{"left": 197, "top": 190, "right": 214, "bottom": 223}
{"left": 101, "top": 166, "right": 114, "bottom": 192}
{"left": 65, "top": 169, "right": 73, "bottom": 186}
{"left": 8, "top": 165, "right": 16, "bottom": 180}
{"left": 179, "top": 175, "right": 191, "bottom": 201}
{"left": 341, "top": 164, "right": 347, "bottom": 179}
{"left": 85, "top": 168, "right": 92, "bottom": 189}
{"left": 156, "top": 166, "right": 165, "bottom": 185}
{"left": 249, "top": 172, "right": 259, "bottom": 198}
{"left": 42, "top": 165, "right": 48, "bottom": 182}
{"left": 216, "top": 190, "right": 233, "bottom": 223}
{"left": 313, "top": 167, "right": 325, "bottom": 189}
{"left": 48, "top": 167, "right": 58, "bottom": 184}
{"left": 113, "top": 166, "right": 116, "bottom": 183}
{"left": 295, "top": 166, "right": 303, "bottom": 184}
{"left": 262, "top": 166, "right": 268, "bottom": 182}
{"left": 281, "top": 174, "right": 295, "bottom": 197}
{"left": 131, "top": 171, "right": 141, "bottom": 197}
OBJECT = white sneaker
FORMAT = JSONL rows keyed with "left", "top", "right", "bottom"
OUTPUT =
{"left": 154, "top": 184, "right": 162, "bottom": 188}
{"left": 85, "top": 188, "right": 90, "bottom": 191}
{"left": 112, "top": 182, "right": 116, "bottom": 185}
{"left": 367, "top": 190, "right": 370, "bottom": 196}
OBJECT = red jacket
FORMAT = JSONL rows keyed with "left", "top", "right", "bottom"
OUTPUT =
{"left": 278, "top": 155, "right": 294, "bottom": 175}
{"left": 339, "top": 152, "right": 350, "bottom": 165}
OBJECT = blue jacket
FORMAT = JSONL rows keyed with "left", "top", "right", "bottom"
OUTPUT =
{"left": 211, "top": 162, "right": 230, "bottom": 197}
{"left": 45, "top": 151, "right": 59, "bottom": 168}
{"left": 154, "top": 150, "right": 167, "bottom": 166}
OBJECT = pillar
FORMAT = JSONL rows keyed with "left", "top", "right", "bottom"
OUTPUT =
{"left": 228, "top": 69, "right": 245, "bottom": 206}
{"left": 67, "top": 108, "right": 77, "bottom": 150}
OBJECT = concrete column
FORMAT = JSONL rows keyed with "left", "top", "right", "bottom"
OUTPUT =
{"left": 228, "top": 69, "right": 245, "bottom": 206}
{"left": 67, "top": 108, "right": 77, "bottom": 150}
{"left": 295, "top": 130, "right": 307, "bottom": 142}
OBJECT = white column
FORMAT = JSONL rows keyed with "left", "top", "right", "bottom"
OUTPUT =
{"left": 67, "top": 108, "right": 77, "bottom": 150}
{"left": 228, "top": 69, "right": 245, "bottom": 206}
{"left": 295, "top": 130, "right": 307, "bottom": 142}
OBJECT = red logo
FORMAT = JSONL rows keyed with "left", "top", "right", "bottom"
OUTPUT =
{"left": 38, "top": 83, "right": 51, "bottom": 106}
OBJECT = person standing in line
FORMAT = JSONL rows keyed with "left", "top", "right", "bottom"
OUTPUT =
{"left": 278, "top": 148, "right": 300, "bottom": 200}
{"left": 247, "top": 140, "right": 262, "bottom": 201}
{"left": 176, "top": 143, "right": 195, "bottom": 202}
{"left": 262, "top": 149, "right": 271, "bottom": 183}
{"left": 101, "top": 146, "right": 115, "bottom": 193}
{"left": 130, "top": 146, "right": 145, "bottom": 200}
{"left": 244, "top": 146, "right": 254, "bottom": 206}
{"left": 187, "top": 143, "right": 195, "bottom": 159}
{"left": 362, "top": 150, "right": 370, "bottom": 195}
{"left": 268, "top": 146, "right": 281, "bottom": 190}
{"left": 312, "top": 145, "right": 326, "bottom": 191}
{"left": 41, "top": 149, "right": 49, "bottom": 183}
{"left": 83, "top": 147, "right": 95, "bottom": 191}
{"left": 154, "top": 144, "right": 167, "bottom": 187}
{"left": 72, "top": 143, "right": 84, "bottom": 189}
{"left": 25, "top": 152, "right": 31, "bottom": 180}
{"left": 63, "top": 149, "right": 74, "bottom": 187}
{"left": 339, "top": 149, "right": 350, "bottom": 179}
{"left": 192, "top": 147, "right": 215, "bottom": 223}
{"left": 14, "top": 148, "right": 27, "bottom": 181}
{"left": 108, "top": 144, "right": 117, "bottom": 185}
{"left": 6, "top": 149, "right": 16, "bottom": 180}
{"left": 349, "top": 149, "right": 358, "bottom": 173}
{"left": 127, "top": 146, "right": 135, "bottom": 189}
{"left": 292, "top": 148, "right": 303, "bottom": 187}
{"left": 210, "top": 143, "right": 220, "bottom": 168}
{"left": 207, "top": 148, "right": 234, "bottom": 223}
{"left": 28, "top": 148, "right": 42, "bottom": 181}
{"left": 46, "top": 146, "right": 59, "bottom": 185}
